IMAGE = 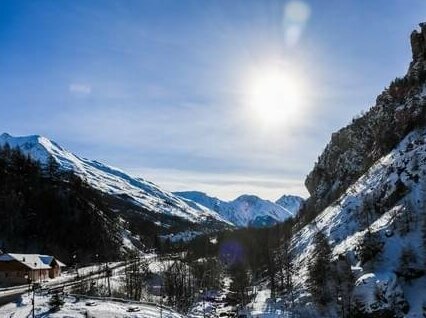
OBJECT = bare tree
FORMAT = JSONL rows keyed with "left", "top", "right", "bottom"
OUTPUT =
{"left": 124, "top": 252, "right": 149, "bottom": 300}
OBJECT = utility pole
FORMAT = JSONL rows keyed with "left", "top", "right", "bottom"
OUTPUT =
{"left": 24, "top": 273, "right": 31, "bottom": 296}
{"left": 105, "top": 262, "right": 111, "bottom": 297}
{"left": 73, "top": 254, "right": 78, "bottom": 279}
{"left": 32, "top": 283, "right": 35, "bottom": 318}
{"left": 202, "top": 288, "right": 206, "bottom": 318}
{"left": 160, "top": 284, "right": 163, "bottom": 318}
{"left": 95, "top": 253, "right": 99, "bottom": 290}
{"left": 32, "top": 263, "right": 37, "bottom": 318}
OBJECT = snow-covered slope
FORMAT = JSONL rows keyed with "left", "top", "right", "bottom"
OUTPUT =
{"left": 174, "top": 191, "right": 303, "bottom": 227}
{"left": 291, "top": 127, "right": 426, "bottom": 317}
{"left": 0, "top": 133, "right": 229, "bottom": 226}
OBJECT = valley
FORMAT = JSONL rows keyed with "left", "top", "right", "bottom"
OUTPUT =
{"left": 0, "top": 3, "right": 426, "bottom": 318}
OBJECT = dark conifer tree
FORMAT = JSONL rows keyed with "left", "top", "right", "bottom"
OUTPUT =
{"left": 334, "top": 255, "right": 354, "bottom": 317}
{"left": 307, "top": 231, "right": 334, "bottom": 306}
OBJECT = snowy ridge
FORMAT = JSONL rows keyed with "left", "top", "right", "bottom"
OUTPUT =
{"left": 291, "top": 128, "right": 426, "bottom": 316}
{"left": 174, "top": 191, "right": 303, "bottom": 227}
{"left": 0, "top": 133, "right": 230, "bottom": 225}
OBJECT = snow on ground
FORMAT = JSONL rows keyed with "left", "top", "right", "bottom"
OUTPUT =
{"left": 0, "top": 293, "right": 183, "bottom": 318}
{"left": 241, "top": 286, "right": 295, "bottom": 318}
{"left": 160, "top": 231, "right": 203, "bottom": 243}
{"left": 58, "top": 261, "right": 124, "bottom": 282}
{"left": 148, "top": 259, "right": 174, "bottom": 274}
{"left": 247, "top": 287, "right": 272, "bottom": 314}
{"left": 187, "top": 276, "right": 233, "bottom": 318}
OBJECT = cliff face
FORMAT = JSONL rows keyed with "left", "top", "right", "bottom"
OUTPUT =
{"left": 289, "top": 24, "right": 426, "bottom": 317}
{"left": 305, "top": 23, "right": 426, "bottom": 213}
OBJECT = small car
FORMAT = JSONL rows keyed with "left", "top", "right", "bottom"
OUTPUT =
{"left": 127, "top": 305, "right": 140, "bottom": 312}
{"left": 85, "top": 300, "right": 97, "bottom": 306}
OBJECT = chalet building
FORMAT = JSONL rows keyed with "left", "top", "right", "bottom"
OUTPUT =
{"left": 0, "top": 253, "right": 66, "bottom": 286}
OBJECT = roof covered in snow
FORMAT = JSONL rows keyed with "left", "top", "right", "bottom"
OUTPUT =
{"left": 0, "top": 253, "right": 66, "bottom": 270}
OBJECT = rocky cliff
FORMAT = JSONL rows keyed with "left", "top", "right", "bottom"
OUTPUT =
{"left": 288, "top": 23, "right": 426, "bottom": 317}
{"left": 305, "top": 23, "right": 426, "bottom": 214}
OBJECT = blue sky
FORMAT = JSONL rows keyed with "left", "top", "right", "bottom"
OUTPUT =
{"left": 1, "top": 0, "right": 425, "bottom": 200}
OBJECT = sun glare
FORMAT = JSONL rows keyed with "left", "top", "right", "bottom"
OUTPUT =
{"left": 245, "top": 62, "right": 305, "bottom": 127}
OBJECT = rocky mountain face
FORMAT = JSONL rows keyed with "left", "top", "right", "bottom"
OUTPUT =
{"left": 174, "top": 191, "right": 303, "bottom": 227}
{"left": 289, "top": 24, "right": 426, "bottom": 317}
{"left": 304, "top": 23, "right": 426, "bottom": 215}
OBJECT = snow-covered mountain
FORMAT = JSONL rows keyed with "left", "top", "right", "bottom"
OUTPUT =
{"left": 275, "top": 194, "right": 304, "bottom": 213}
{"left": 0, "top": 133, "right": 230, "bottom": 227}
{"left": 174, "top": 191, "right": 303, "bottom": 227}
{"left": 287, "top": 23, "right": 426, "bottom": 317}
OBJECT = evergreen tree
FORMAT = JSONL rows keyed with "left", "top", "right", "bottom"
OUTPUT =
{"left": 46, "top": 155, "right": 60, "bottom": 179}
{"left": 423, "top": 215, "right": 426, "bottom": 266}
{"left": 398, "top": 246, "right": 418, "bottom": 281}
{"left": 334, "top": 255, "right": 355, "bottom": 318}
{"left": 282, "top": 238, "right": 295, "bottom": 307}
{"left": 358, "top": 231, "right": 383, "bottom": 266}
{"left": 307, "top": 231, "right": 334, "bottom": 306}
{"left": 229, "top": 263, "right": 251, "bottom": 305}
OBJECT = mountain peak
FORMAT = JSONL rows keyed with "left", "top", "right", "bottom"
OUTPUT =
{"left": 0, "top": 132, "right": 11, "bottom": 138}
{"left": 175, "top": 191, "right": 303, "bottom": 227}
{"left": 1, "top": 133, "right": 49, "bottom": 145}
{"left": 176, "top": 190, "right": 210, "bottom": 197}
{"left": 0, "top": 133, "right": 229, "bottom": 226}
{"left": 233, "top": 194, "right": 262, "bottom": 202}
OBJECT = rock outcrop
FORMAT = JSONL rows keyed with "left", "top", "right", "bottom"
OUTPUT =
{"left": 410, "top": 22, "right": 426, "bottom": 61}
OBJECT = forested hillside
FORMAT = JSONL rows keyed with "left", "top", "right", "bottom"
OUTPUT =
{"left": 0, "top": 144, "right": 122, "bottom": 263}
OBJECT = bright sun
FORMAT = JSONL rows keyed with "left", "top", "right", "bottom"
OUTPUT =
{"left": 245, "top": 62, "right": 305, "bottom": 127}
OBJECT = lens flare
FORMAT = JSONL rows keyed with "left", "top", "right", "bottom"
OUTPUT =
{"left": 219, "top": 240, "right": 245, "bottom": 266}
{"left": 283, "top": 0, "right": 311, "bottom": 47}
